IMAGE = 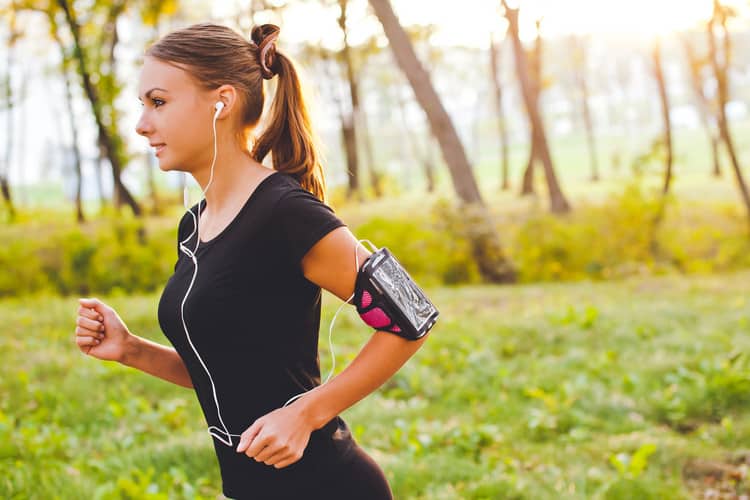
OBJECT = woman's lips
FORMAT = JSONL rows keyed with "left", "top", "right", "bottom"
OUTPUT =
{"left": 154, "top": 144, "right": 166, "bottom": 156}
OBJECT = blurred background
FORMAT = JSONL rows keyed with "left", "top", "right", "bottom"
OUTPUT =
{"left": 2, "top": 0, "right": 750, "bottom": 498}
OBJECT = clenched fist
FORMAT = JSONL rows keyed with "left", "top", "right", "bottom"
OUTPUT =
{"left": 75, "top": 297, "right": 133, "bottom": 362}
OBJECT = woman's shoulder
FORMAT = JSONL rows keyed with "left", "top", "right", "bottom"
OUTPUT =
{"left": 268, "top": 172, "right": 337, "bottom": 213}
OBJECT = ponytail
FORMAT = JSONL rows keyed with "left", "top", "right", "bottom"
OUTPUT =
{"left": 249, "top": 32, "right": 327, "bottom": 203}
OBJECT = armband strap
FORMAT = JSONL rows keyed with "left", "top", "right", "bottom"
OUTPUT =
{"left": 353, "top": 268, "right": 404, "bottom": 335}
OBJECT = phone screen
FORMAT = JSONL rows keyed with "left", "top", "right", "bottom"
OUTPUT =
{"left": 371, "top": 253, "right": 437, "bottom": 332}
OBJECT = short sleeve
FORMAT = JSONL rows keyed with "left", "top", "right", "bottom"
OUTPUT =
{"left": 274, "top": 188, "right": 347, "bottom": 267}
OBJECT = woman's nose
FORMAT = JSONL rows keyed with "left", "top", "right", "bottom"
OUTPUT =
{"left": 135, "top": 113, "right": 151, "bottom": 136}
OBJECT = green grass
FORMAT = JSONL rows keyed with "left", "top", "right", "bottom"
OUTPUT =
{"left": 2, "top": 270, "right": 749, "bottom": 498}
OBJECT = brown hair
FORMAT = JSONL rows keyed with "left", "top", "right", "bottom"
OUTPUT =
{"left": 145, "top": 22, "right": 327, "bottom": 202}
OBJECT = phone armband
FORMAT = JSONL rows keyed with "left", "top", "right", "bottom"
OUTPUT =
{"left": 353, "top": 247, "right": 439, "bottom": 340}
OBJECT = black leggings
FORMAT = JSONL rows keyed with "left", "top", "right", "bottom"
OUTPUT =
{"left": 315, "top": 443, "right": 393, "bottom": 500}
{"left": 222, "top": 443, "right": 393, "bottom": 500}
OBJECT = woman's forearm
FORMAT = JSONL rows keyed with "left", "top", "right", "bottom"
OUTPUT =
{"left": 120, "top": 335, "right": 194, "bottom": 389}
{"left": 298, "top": 330, "right": 430, "bottom": 430}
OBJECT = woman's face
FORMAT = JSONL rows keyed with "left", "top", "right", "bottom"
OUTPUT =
{"left": 135, "top": 56, "right": 216, "bottom": 173}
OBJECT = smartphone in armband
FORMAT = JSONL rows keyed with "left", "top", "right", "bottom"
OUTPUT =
{"left": 354, "top": 247, "right": 439, "bottom": 340}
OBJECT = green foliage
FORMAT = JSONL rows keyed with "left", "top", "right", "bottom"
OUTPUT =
{"left": 354, "top": 203, "right": 482, "bottom": 286}
{"left": 650, "top": 353, "right": 750, "bottom": 430}
{"left": 0, "top": 214, "right": 174, "bottom": 298}
{"left": 509, "top": 179, "right": 750, "bottom": 282}
{"left": 3, "top": 178, "right": 750, "bottom": 298}
{"left": 2, "top": 271, "right": 750, "bottom": 498}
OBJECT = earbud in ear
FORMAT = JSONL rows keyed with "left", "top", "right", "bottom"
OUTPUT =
{"left": 214, "top": 101, "right": 225, "bottom": 113}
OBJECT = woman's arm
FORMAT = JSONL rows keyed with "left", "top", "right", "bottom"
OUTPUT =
{"left": 300, "top": 329, "right": 428, "bottom": 430}
{"left": 121, "top": 335, "right": 194, "bottom": 389}
{"left": 77, "top": 298, "right": 194, "bottom": 390}
{"left": 297, "top": 226, "right": 432, "bottom": 429}
{"left": 234, "top": 227, "right": 433, "bottom": 468}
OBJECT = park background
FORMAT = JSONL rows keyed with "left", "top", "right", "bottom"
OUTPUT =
{"left": 2, "top": 0, "right": 750, "bottom": 498}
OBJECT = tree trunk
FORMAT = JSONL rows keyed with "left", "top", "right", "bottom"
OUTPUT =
{"left": 519, "top": 27, "right": 543, "bottom": 197}
{"left": 1, "top": 13, "right": 19, "bottom": 222}
{"left": 681, "top": 37, "right": 722, "bottom": 178}
{"left": 649, "top": 40, "right": 674, "bottom": 257}
{"left": 338, "top": 0, "right": 361, "bottom": 199}
{"left": 369, "top": 0, "right": 516, "bottom": 283}
{"left": 357, "top": 96, "right": 383, "bottom": 198}
{"left": 653, "top": 40, "right": 673, "bottom": 198}
{"left": 57, "top": 0, "right": 142, "bottom": 218}
{"left": 368, "top": 0, "right": 483, "bottom": 204}
{"left": 489, "top": 35, "right": 510, "bottom": 191}
{"left": 503, "top": 1, "right": 570, "bottom": 213}
{"left": 394, "top": 87, "right": 435, "bottom": 192}
{"left": 708, "top": 2, "right": 750, "bottom": 233}
{"left": 571, "top": 37, "right": 599, "bottom": 182}
{"left": 49, "top": 10, "right": 86, "bottom": 223}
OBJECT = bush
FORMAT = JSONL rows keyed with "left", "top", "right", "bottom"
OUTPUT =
{"left": 3, "top": 178, "right": 750, "bottom": 297}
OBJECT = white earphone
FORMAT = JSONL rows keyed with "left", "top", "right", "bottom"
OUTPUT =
{"left": 178, "top": 99, "right": 376, "bottom": 447}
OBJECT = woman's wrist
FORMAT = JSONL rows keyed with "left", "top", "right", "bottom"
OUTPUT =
{"left": 119, "top": 334, "right": 142, "bottom": 366}
{"left": 297, "top": 386, "right": 335, "bottom": 431}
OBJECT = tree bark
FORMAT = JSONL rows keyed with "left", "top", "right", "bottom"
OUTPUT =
{"left": 708, "top": 1, "right": 750, "bottom": 233}
{"left": 652, "top": 40, "right": 673, "bottom": 198}
{"left": 519, "top": 23, "right": 543, "bottom": 196}
{"left": 503, "top": 1, "right": 570, "bottom": 213}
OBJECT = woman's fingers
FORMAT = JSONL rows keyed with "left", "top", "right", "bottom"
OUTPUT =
{"left": 78, "top": 306, "right": 103, "bottom": 322}
{"left": 76, "top": 325, "right": 104, "bottom": 339}
{"left": 262, "top": 448, "right": 290, "bottom": 466}
{"left": 76, "top": 334, "right": 101, "bottom": 348}
{"left": 77, "top": 315, "right": 104, "bottom": 333}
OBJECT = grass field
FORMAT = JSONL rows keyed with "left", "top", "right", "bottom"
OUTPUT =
{"left": 2, "top": 269, "right": 749, "bottom": 499}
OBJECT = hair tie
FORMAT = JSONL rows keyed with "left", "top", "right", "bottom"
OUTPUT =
{"left": 250, "top": 25, "right": 280, "bottom": 80}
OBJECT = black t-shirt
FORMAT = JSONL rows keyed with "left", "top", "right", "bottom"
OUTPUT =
{"left": 157, "top": 171, "right": 356, "bottom": 498}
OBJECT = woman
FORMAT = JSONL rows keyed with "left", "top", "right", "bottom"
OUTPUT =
{"left": 73, "top": 22, "right": 432, "bottom": 499}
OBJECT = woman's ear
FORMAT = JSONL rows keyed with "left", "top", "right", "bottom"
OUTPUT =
{"left": 214, "top": 84, "right": 239, "bottom": 117}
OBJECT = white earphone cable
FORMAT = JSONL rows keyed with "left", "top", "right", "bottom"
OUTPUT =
{"left": 177, "top": 102, "right": 379, "bottom": 446}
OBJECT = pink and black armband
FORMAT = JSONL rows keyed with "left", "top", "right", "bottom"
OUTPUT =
{"left": 352, "top": 247, "right": 439, "bottom": 340}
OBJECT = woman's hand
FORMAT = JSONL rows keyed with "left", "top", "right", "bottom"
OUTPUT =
{"left": 75, "top": 297, "right": 133, "bottom": 362}
{"left": 235, "top": 402, "right": 315, "bottom": 469}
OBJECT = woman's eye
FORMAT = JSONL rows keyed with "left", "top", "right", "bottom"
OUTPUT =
{"left": 138, "top": 99, "right": 165, "bottom": 108}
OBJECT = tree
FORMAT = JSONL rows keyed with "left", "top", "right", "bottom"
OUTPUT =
{"left": 1, "top": 3, "right": 20, "bottom": 222}
{"left": 648, "top": 37, "right": 674, "bottom": 256}
{"left": 44, "top": 6, "right": 86, "bottom": 222}
{"left": 569, "top": 35, "right": 599, "bottom": 183}
{"left": 519, "top": 16, "right": 543, "bottom": 196}
{"left": 652, "top": 38, "right": 673, "bottom": 199}
{"left": 502, "top": 0, "right": 570, "bottom": 213}
{"left": 707, "top": 0, "right": 750, "bottom": 232}
{"left": 489, "top": 32, "right": 510, "bottom": 191}
{"left": 681, "top": 35, "right": 722, "bottom": 178}
{"left": 368, "top": 0, "right": 516, "bottom": 283}
{"left": 56, "top": 0, "right": 142, "bottom": 217}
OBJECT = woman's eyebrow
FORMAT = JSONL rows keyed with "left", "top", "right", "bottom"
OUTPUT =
{"left": 138, "top": 87, "right": 169, "bottom": 100}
